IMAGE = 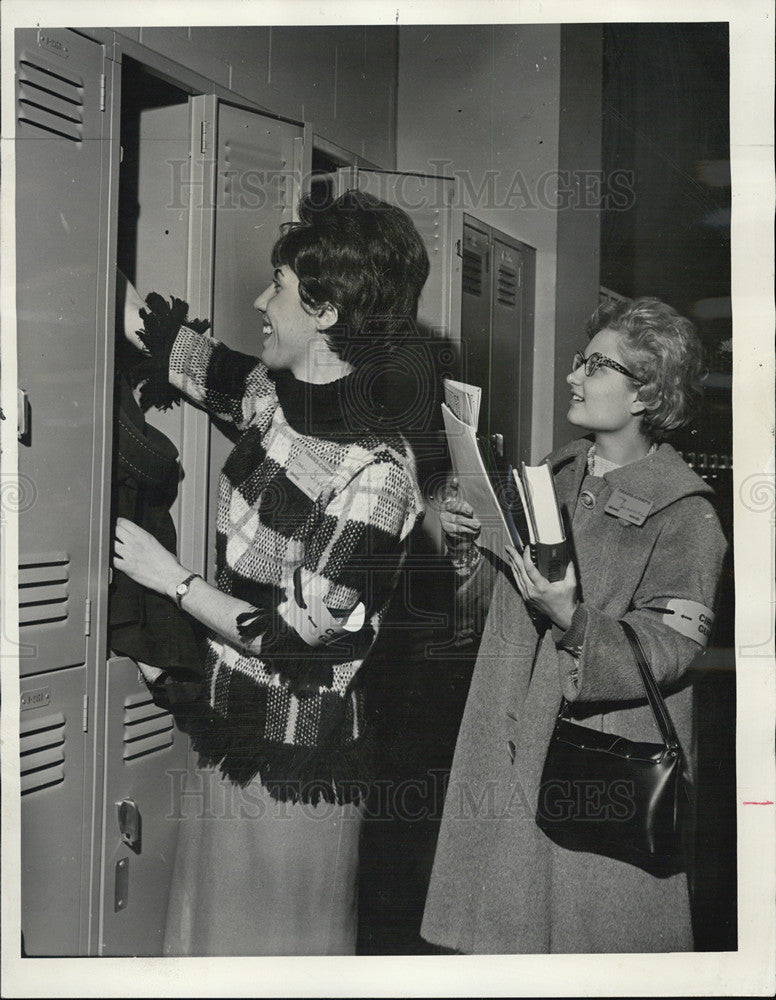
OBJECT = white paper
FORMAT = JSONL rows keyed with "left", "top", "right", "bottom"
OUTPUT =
{"left": 442, "top": 377, "right": 481, "bottom": 429}
{"left": 442, "top": 402, "right": 516, "bottom": 554}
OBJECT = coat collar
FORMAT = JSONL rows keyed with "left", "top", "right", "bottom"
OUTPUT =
{"left": 549, "top": 437, "right": 714, "bottom": 517}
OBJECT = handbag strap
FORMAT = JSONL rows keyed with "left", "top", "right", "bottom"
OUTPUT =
{"left": 557, "top": 620, "right": 681, "bottom": 750}
{"left": 620, "top": 619, "right": 680, "bottom": 749}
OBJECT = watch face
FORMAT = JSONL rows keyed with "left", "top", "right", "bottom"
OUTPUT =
{"left": 176, "top": 581, "right": 187, "bottom": 596}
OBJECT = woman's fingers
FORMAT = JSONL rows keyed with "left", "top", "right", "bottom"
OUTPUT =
{"left": 117, "top": 270, "right": 150, "bottom": 352}
{"left": 440, "top": 513, "right": 479, "bottom": 536}
{"left": 504, "top": 545, "right": 528, "bottom": 598}
{"left": 441, "top": 497, "right": 476, "bottom": 517}
{"left": 521, "top": 546, "right": 546, "bottom": 587}
{"left": 440, "top": 506, "right": 482, "bottom": 546}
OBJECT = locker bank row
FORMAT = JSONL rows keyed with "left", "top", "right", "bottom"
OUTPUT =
{"left": 13, "top": 24, "right": 735, "bottom": 956}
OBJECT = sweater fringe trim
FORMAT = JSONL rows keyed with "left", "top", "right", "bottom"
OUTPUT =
{"left": 129, "top": 292, "right": 211, "bottom": 412}
{"left": 188, "top": 721, "right": 375, "bottom": 806}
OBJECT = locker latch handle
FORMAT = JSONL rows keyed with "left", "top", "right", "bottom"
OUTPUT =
{"left": 18, "top": 388, "right": 31, "bottom": 444}
{"left": 490, "top": 432, "right": 504, "bottom": 458}
{"left": 117, "top": 798, "right": 142, "bottom": 854}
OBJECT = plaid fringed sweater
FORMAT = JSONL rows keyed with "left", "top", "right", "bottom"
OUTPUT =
{"left": 159, "top": 320, "right": 424, "bottom": 804}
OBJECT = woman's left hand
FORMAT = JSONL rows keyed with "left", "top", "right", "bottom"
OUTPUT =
{"left": 504, "top": 545, "right": 578, "bottom": 631}
{"left": 114, "top": 517, "right": 184, "bottom": 598}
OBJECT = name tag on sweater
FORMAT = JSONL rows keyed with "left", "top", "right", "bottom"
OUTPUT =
{"left": 604, "top": 488, "right": 653, "bottom": 525}
{"left": 280, "top": 566, "right": 365, "bottom": 647}
{"left": 286, "top": 446, "right": 336, "bottom": 500}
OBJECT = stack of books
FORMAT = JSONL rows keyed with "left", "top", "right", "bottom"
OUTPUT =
{"left": 442, "top": 378, "right": 568, "bottom": 581}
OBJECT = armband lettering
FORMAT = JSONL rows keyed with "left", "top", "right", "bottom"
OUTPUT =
{"left": 656, "top": 598, "right": 715, "bottom": 648}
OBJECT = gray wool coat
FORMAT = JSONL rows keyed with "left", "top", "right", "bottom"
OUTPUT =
{"left": 421, "top": 439, "right": 728, "bottom": 954}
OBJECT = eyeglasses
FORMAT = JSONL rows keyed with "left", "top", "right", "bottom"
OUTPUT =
{"left": 572, "top": 350, "right": 644, "bottom": 384}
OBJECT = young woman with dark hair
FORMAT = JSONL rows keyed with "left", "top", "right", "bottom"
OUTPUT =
{"left": 421, "top": 297, "right": 727, "bottom": 954}
{"left": 115, "top": 190, "right": 430, "bottom": 955}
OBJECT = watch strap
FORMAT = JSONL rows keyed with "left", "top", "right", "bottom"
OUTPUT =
{"left": 175, "top": 572, "right": 201, "bottom": 609}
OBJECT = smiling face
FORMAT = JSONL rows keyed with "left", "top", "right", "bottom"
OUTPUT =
{"left": 566, "top": 327, "right": 644, "bottom": 435}
{"left": 253, "top": 265, "right": 337, "bottom": 379}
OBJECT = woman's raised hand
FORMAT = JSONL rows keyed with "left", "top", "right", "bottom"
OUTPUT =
{"left": 440, "top": 496, "right": 482, "bottom": 549}
{"left": 116, "top": 268, "right": 149, "bottom": 352}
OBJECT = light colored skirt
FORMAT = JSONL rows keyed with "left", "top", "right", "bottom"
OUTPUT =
{"left": 163, "top": 765, "right": 364, "bottom": 956}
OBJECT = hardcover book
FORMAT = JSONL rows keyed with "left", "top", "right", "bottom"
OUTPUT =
{"left": 511, "top": 462, "right": 569, "bottom": 582}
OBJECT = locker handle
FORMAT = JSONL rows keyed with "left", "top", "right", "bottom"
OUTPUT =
{"left": 18, "top": 388, "right": 31, "bottom": 444}
{"left": 117, "top": 798, "right": 142, "bottom": 854}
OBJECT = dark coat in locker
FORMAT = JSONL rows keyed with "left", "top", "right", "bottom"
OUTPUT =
{"left": 109, "top": 375, "right": 204, "bottom": 700}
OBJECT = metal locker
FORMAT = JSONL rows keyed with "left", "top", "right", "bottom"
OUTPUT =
{"left": 15, "top": 26, "right": 119, "bottom": 958}
{"left": 98, "top": 657, "right": 188, "bottom": 956}
{"left": 489, "top": 236, "right": 535, "bottom": 465}
{"left": 122, "top": 74, "right": 198, "bottom": 529}
{"left": 19, "top": 666, "right": 89, "bottom": 956}
{"left": 331, "top": 166, "right": 463, "bottom": 554}
{"left": 100, "top": 69, "right": 209, "bottom": 955}
{"left": 460, "top": 216, "right": 536, "bottom": 464}
{"left": 15, "top": 28, "right": 111, "bottom": 677}
{"left": 336, "top": 167, "right": 462, "bottom": 341}
{"left": 97, "top": 87, "right": 306, "bottom": 951}
{"left": 459, "top": 220, "right": 492, "bottom": 409}
{"left": 118, "top": 68, "right": 212, "bottom": 574}
{"left": 206, "top": 99, "right": 304, "bottom": 581}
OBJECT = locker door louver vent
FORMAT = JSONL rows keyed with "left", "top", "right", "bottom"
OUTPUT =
{"left": 19, "top": 553, "right": 70, "bottom": 627}
{"left": 220, "top": 145, "right": 288, "bottom": 205}
{"left": 20, "top": 712, "right": 66, "bottom": 795}
{"left": 496, "top": 265, "right": 517, "bottom": 308}
{"left": 17, "top": 58, "right": 84, "bottom": 143}
{"left": 462, "top": 249, "right": 484, "bottom": 297}
{"left": 123, "top": 691, "right": 174, "bottom": 762}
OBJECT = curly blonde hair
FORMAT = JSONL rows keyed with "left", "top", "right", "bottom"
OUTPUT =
{"left": 586, "top": 297, "right": 705, "bottom": 442}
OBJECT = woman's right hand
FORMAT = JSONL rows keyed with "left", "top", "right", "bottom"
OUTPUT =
{"left": 440, "top": 497, "right": 482, "bottom": 549}
{"left": 116, "top": 268, "right": 149, "bottom": 352}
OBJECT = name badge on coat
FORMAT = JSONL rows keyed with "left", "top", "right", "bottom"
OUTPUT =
{"left": 603, "top": 488, "right": 653, "bottom": 525}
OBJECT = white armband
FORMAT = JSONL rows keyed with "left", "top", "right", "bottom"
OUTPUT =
{"left": 656, "top": 598, "right": 715, "bottom": 648}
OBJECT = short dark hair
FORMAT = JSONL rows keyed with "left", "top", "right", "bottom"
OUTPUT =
{"left": 586, "top": 296, "right": 705, "bottom": 441}
{"left": 271, "top": 190, "right": 431, "bottom": 365}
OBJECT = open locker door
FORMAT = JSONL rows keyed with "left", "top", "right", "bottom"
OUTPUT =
{"left": 97, "top": 93, "right": 305, "bottom": 955}
{"left": 334, "top": 167, "right": 461, "bottom": 341}
{"left": 205, "top": 99, "right": 305, "bottom": 581}
{"left": 98, "top": 84, "right": 216, "bottom": 957}
{"left": 333, "top": 167, "right": 461, "bottom": 552}
{"left": 14, "top": 26, "right": 117, "bottom": 956}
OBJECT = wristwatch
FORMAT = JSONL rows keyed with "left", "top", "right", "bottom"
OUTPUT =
{"left": 174, "top": 572, "right": 201, "bottom": 609}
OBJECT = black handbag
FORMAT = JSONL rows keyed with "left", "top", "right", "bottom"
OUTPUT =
{"left": 535, "top": 620, "right": 689, "bottom": 875}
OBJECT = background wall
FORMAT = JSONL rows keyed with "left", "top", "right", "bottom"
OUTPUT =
{"left": 114, "top": 26, "right": 398, "bottom": 167}
{"left": 396, "top": 23, "right": 602, "bottom": 460}
{"left": 553, "top": 24, "right": 604, "bottom": 448}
